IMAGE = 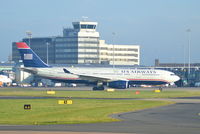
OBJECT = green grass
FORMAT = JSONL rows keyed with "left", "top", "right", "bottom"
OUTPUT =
{"left": 0, "top": 99, "right": 173, "bottom": 125}
{"left": 0, "top": 88, "right": 199, "bottom": 125}
{"left": 1, "top": 88, "right": 200, "bottom": 98}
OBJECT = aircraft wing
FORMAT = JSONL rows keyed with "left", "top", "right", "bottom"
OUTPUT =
{"left": 19, "top": 67, "right": 38, "bottom": 74}
{"left": 76, "top": 74, "right": 111, "bottom": 82}
{"left": 63, "top": 68, "right": 128, "bottom": 82}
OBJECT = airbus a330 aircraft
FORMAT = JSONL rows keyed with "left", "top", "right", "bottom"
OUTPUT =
{"left": 16, "top": 42, "right": 180, "bottom": 89}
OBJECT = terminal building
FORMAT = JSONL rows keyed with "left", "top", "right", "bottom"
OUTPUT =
{"left": 154, "top": 59, "right": 200, "bottom": 87}
{"left": 12, "top": 21, "right": 140, "bottom": 66}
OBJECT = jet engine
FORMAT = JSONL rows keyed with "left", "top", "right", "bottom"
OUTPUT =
{"left": 108, "top": 80, "right": 129, "bottom": 89}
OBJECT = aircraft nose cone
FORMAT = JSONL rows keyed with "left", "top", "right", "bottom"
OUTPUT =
{"left": 174, "top": 75, "right": 180, "bottom": 82}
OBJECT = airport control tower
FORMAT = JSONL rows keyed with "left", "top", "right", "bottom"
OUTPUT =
{"left": 64, "top": 21, "right": 99, "bottom": 37}
{"left": 59, "top": 21, "right": 100, "bottom": 64}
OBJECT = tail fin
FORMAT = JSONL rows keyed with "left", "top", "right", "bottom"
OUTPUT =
{"left": 16, "top": 42, "right": 49, "bottom": 68}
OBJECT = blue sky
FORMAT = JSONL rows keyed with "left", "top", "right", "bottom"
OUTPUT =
{"left": 0, "top": 0, "right": 200, "bottom": 65}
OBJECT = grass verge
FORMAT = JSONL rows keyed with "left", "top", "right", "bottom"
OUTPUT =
{"left": 0, "top": 99, "right": 173, "bottom": 125}
{"left": 1, "top": 88, "right": 200, "bottom": 98}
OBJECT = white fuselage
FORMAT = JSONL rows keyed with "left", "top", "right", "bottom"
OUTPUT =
{"left": 26, "top": 67, "right": 180, "bottom": 85}
{"left": 0, "top": 75, "right": 12, "bottom": 83}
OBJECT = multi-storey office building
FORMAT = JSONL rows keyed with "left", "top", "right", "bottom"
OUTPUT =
{"left": 99, "top": 40, "right": 140, "bottom": 65}
{"left": 12, "top": 21, "right": 140, "bottom": 66}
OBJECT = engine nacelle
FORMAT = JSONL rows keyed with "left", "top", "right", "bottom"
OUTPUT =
{"left": 108, "top": 80, "right": 129, "bottom": 89}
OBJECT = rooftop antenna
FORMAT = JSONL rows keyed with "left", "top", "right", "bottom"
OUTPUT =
{"left": 26, "top": 31, "right": 32, "bottom": 47}
{"left": 82, "top": 16, "right": 88, "bottom": 21}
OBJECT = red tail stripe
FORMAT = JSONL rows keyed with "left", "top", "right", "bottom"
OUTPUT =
{"left": 16, "top": 42, "right": 30, "bottom": 49}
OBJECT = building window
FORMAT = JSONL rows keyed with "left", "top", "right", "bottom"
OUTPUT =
{"left": 87, "top": 25, "right": 95, "bottom": 29}
{"left": 74, "top": 24, "right": 80, "bottom": 29}
{"left": 81, "top": 25, "right": 87, "bottom": 29}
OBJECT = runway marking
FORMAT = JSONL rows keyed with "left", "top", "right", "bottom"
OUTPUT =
{"left": 0, "top": 131, "right": 130, "bottom": 134}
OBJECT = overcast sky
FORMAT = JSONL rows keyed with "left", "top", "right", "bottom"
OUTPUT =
{"left": 0, "top": 0, "right": 200, "bottom": 65}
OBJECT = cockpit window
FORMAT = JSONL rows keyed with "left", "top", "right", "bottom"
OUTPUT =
{"left": 170, "top": 74, "right": 175, "bottom": 76}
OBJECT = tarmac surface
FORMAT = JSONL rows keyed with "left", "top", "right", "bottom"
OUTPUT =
{"left": 1, "top": 87, "right": 200, "bottom": 134}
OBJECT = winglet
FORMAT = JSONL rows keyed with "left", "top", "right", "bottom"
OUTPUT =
{"left": 63, "top": 68, "right": 72, "bottom": 74}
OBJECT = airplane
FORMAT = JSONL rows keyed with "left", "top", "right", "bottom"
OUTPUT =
{"left": 16, "top": 42, "right": 180, "bottom": 90}
{"left": 0, "top": 75, "right": 12, "bottom": 87}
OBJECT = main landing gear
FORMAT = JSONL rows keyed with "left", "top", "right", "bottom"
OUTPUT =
{"left": 159, "top": 86, "right": 163, "bottom": 91}
{"left": 93, "top": 82, "right": 105, "bottom": 91}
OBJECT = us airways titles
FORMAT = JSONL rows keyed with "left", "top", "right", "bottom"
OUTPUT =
{"left": 121, "top": 70, "right": 157, "bottom": 74}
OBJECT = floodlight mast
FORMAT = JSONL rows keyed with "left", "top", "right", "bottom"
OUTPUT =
{"left": 186, "top": 29, "right": 191, "bottom": 76}
{"left": 46, "top": 42, "right": 50, "bottom": 64}
{"left": 112, "top": 32, "right": 115, "bottom": 69}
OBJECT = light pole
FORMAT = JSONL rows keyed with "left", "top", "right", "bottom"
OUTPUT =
{"left": 46, "top": 42, "right": 49, "bottom": 64}
{"left": 183, "top": 43, "right": 186, "bottom": 69}
{"left": 186, "top": 29, "right": 191, "bottom": 76}
{"left": 26, "top": 31, "right": 32, "bottom": 47}
{"left": 112, "top": 32, "right": 115, "bottom": 68}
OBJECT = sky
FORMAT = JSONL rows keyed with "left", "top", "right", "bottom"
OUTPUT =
{"left": 0, "top": 0, "right": 200, "bottom": 65}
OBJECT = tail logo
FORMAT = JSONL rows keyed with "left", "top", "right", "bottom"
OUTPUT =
{"left": 16, "top": 42, "right": 49, "bottom": 68}
{"left": 24, "top": 54, "right": 33, "bottom": 60}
